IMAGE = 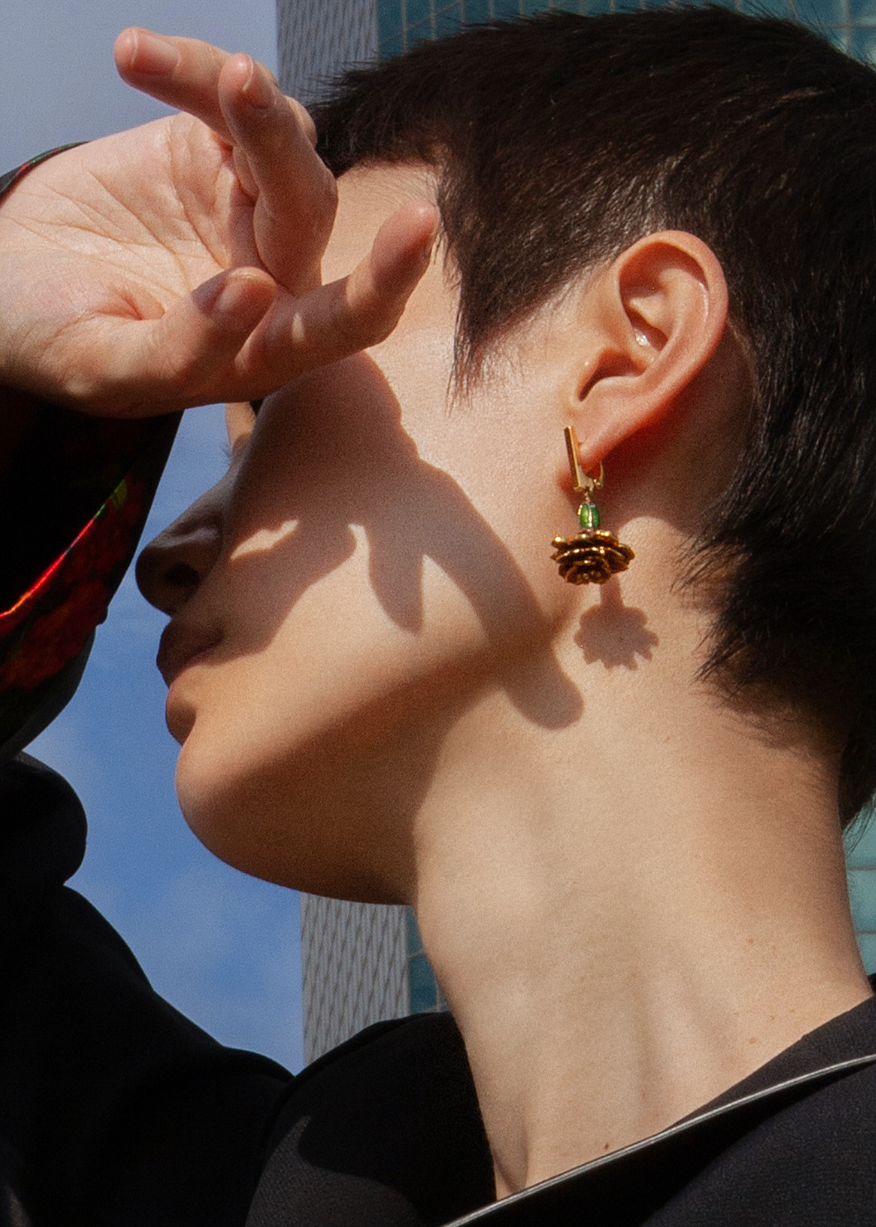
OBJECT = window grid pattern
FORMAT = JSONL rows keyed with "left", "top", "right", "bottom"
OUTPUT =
{"left": 378, "top": 0, "right": 875, "bottom": 59}
{"left": 847, "top": 814, "right": 876, "bottom": 974}
{"left": 300, "top": 894, "right": 408, "bottom": 1062}
{"left": 407, "top": 910, "right": 448, "bottom": 1013}
{"left": 276, "top": 0, "right": 378, "bottom": 101}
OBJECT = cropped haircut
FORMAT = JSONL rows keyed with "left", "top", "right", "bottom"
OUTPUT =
{"left": 314, "top": 8, "right": 876, "bottom": 825}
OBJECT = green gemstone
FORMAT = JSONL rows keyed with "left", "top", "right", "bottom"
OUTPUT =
{"left": 578, "top": 501, "right": 600, "bottom": 530}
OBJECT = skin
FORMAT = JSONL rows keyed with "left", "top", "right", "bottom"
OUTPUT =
{"left": 0, "top": 29, "right": 437, "bottom": 421}
{"left": 138, "top": 158, "right": 873, "bottom": 1197}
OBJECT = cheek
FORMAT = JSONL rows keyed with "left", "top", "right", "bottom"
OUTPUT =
{"left": 170, "top": 539, "right": 502, "bottom": 892}
{"left": 174, "top": 526, "right": 500, "bottom": 760}
{"left": 168, "top": 358, "right": 580, "bottom": 882}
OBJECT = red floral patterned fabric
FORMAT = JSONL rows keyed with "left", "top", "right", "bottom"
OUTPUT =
{"left": 0, "top": 469, "right": 148, "bottom": 692}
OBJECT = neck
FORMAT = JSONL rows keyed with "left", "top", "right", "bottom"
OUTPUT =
{"left": 408, "top": 577, "right": 871, "bottom": 1196}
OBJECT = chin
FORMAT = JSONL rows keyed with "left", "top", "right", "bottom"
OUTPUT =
{"left": 174, "top": 728, "right": 276, "bottom": 881}
{"left": 173, "top": 721, "right": 408, "bottom": 903}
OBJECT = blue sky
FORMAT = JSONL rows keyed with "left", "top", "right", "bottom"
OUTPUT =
{"left": 1, "top": 0, "right": 304, "bottom": 1070}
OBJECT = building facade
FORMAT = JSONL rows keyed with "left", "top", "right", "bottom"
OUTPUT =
{"left": 299, "top": 896, "right": 444, "bottom": 1062}
{"left": 277, "top": 0, "right": 377, "bottom": 102}
{"left": 279, "top": 0, "right": 876, "bottom": 1063}
{"left": 278, "top": 0, "right": 876, "bottom": 103}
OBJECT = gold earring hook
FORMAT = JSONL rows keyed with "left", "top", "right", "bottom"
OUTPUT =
{"left": 553, "top": 426, "right": 633, "bottom": 584}
{"left": 564, "top": 426, "right": 604, "bottom": 497}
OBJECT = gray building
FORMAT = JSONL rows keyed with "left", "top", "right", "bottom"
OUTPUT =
{"left": 299, "top": 897, "right": 443, "bottom": 1062}
{"left": 277, "top": 0, "right": 377, "bottom": 103}
{"left": 278, "top": 0, "right": 876, "bottom": 1063}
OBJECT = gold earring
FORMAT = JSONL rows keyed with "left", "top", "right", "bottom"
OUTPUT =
{"left": 551, "top": 427, "right": 634, "bottom": 585}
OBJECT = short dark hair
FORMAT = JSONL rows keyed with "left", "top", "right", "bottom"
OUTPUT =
{"left": 315, "top": 8, "right": 876, "bottom": 825}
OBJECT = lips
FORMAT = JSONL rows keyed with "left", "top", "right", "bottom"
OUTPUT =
{"left": 157, "top": 622, "right": 222, "bottom": 686}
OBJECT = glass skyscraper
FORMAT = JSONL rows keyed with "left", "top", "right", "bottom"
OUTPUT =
{"left": 280, "top": 0, "right": 876, "bottom": 103}
{"left": 379, "top": 0, "right": 876, "bottom": 59}
{"left": 278, "top": 0, "right": 876, "bottom": 1062}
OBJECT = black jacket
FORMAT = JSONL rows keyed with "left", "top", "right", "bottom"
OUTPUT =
{"left": 0, "top": 755, "right": 289, "bottom": 1227}
{"left": 0, "top": 754, "right": 490, "bottom": 1227}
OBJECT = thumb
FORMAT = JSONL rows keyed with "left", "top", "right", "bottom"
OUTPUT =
{"left": 79, "top": 268, "right": 278, "bottom": 416}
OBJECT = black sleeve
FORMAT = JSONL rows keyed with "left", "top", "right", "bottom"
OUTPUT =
{"left": 0, "top": 756, "right": 291, "bottom": 1227}
{"left": 247, "top": 1013, "right": 494, "bottom": 1227}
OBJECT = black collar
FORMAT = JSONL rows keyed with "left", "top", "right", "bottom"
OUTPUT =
{"left": 446, "top": 1049, "right": 876, "bottom": 1226}
{"left": 447, "top": 990, "right": 876, "bottom": 1226}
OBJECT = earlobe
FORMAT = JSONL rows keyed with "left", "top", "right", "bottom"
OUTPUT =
{"left": 569, "top": 230, "right": 729, "bottom": 472}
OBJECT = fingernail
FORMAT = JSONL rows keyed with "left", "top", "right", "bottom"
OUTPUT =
{"left": 241, "top": 57, "right": 274, "bottom": 109}
{"left": 129, "top": 30, "right": 181, "bottom": 75}
{"left": 205, "top": 271, "right": 273, "bottom": 325}
{"left": 208, "top": 275, "right": 247, "bottom": 320}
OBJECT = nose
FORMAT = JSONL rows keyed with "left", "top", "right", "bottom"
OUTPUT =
{"left": 136, "top": 490, "right": 223, "bottom": 616}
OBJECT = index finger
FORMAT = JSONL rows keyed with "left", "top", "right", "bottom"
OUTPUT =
{"left": 114, "top": 28, "right": 316, "bottom": 147}
{"left": 218, "top": 54, "right": 336, "bottom": 292}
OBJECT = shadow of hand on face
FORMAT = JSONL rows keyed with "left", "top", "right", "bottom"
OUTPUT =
{"left": 227, "top": 353, "right": 582, "bottom": 731}
{"left": 574, "top": 582, "right": 658, "bottom": 670}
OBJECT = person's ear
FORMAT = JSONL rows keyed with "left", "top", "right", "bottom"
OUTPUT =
{"left": 566, "top": 231, "right": 729, "bottom": 473}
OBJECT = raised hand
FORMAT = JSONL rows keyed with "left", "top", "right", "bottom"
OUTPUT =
{"left": 0, "top": 29, "right": 437, "bottom": 418}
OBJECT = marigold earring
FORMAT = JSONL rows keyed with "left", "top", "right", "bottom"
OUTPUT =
{"left": 551, "top": 426, "right": 634, "bottom": 585}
